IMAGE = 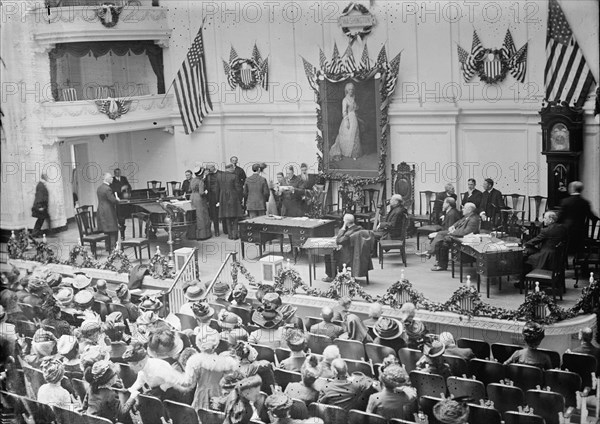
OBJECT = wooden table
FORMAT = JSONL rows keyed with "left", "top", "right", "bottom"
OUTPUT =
{"left": 301, "top": 237, "right": 338, "bottom": 286}
{"left": 238, "top": 216, "right": 336, "bottom": 260}
{"left": 119, "top": 200, "right": 195, "bottom": 240}
{"left": 450, "top": 236, "right": 524, "bottom": 298}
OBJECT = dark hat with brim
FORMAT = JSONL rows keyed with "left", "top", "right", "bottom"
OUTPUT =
{"left": 213, "top": 281, "right": 231, "bottom": 297}
{"left": 433, "top": 399, "right": 469, "bottom": 424}
{"left": 139, "top": 297, "right": 163, "bottom": 312}
{"left": 122, "top": 342, "right": 148, "bottom": 363}
{"left": 192, "top": 301, "right": 214, "bottom": 322}
{"left": 184, "top": 283, "right": 206, "bottom": 301}
{"left": 148, "top": 332, "right": 185, "bottom": 360}
{"left": 373, "top": 317, "right": 404, "bottom": 340}
{"left": 252, "top": 308, "right": 283, "bottom": 329}
{"left": 425, "top": 340, "right": 446, "bottom": 358}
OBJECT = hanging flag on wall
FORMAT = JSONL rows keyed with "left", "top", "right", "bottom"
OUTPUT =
{"left": 545, "top": 0, "right": 596, "bottom": 107}
{"left": 222, "top": 44, "right": 269, "bottom": 91}
{"left": 173, "top": 22, "right": 213, "bottom": 135}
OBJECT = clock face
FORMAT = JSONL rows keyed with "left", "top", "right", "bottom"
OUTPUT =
{"left": 550, "top": 123, "right": 570, "bottom": 151}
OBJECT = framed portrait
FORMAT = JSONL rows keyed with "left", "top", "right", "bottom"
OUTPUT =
{"left": 320, "top": 77, "right": 383, "bottom": 178}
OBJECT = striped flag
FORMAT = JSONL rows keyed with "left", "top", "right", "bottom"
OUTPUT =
{"left": 376, "top": 45, "right": 388, "bottom": 71}
{"left": 384, "top": 52, "right": 402, "bottom": 96}
{"left": 545, "top": 0, "right": 596, "bottom": 107}
{"left": 260, "top": 58, "right": 269, "bottom": 90}
{"left": 509, "top": 42, "right": 527, "bottom": 83}
{"left": 358, "top": 44, "right": 370, "bottom": 71}
{"left": 173, "top": 24, "right": 212, "bottom": 134}
{"left": 501, "top": 29, "right": 516, "bottom": 61}
{"left": 463, "top": 30, "right": 484, "bottom": 79}
{"left": 342, "top": 44, "right": 356, "bottom": 74}
{"left": 301, "top": 56, "right": 318, "bottom": 92}
{"left": 457, "top": 44, "right": 474, "bottom": 82}
{"left": 319, "top": 48, "right": 328, "bottom": 71}
{"left": 329, "top": 43, "right": 342, "bottom": 74}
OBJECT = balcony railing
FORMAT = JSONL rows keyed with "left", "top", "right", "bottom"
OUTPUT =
{"left": 30, "top": 4, "right": 170, "bottom": 47}
{"left": 59, "top": 83, "right": 151, "bottom": 102}
{"left": 41, "top": 93, "right": 175, "bottom": 138}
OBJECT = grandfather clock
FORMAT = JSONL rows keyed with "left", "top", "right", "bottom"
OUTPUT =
{"left": 539, "top": 101, "right": 584, "bottom": 209}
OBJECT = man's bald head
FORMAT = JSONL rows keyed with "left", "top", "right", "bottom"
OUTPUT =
{"left": 331, "top": 358, "right": 348, "bottom": 379}
{"left": 343, "top": 214, "right": 355, "bottom": 226}
{"left": 463, "top": 202, "right": 476, "bottom": 215}
{"left": 321, "top": 307, "right": 334, "bottom": 322}
{"left": 103, "top": 173, "right": 113, "bottom": 184}
{"left": 580, "top": 327, "right": 594, "bottom": 342}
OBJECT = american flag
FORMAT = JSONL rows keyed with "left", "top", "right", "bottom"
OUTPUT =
{"left": 509, "top": 43, "right": 527, "bottom": 83}
{"left": 173, "top": 24, "right": 212, "bottom": 135}
{"left": 464, "top": 31, "right": 484, "bottom": 79}
{"left": 358, "top": 44, "right": 370, "bottom": 71}
{"left": 319, "top": 48, "right": 328, "bottom": 71}
{"left": 376, "top": 45, "right": 388, "bottom": 72}
{"left": 545, "top": 0, "right": 596, "bottom": 107}
{"left": 384, "top": 52, "right": 402, "bottom": 95}
{"left": 302, "top": 56, "right": 318, "bottom": 92}
{"left": 457, "top": 44, "right": 473, "bottom": 82}
{"left": 329, "top": 43, "right": 343, "bottom": 75}
{"left": 342, "top": 45, "right": 357, "bottom": 74}
{"left": 501, "top": 29, "right": 516, "bottom": 61}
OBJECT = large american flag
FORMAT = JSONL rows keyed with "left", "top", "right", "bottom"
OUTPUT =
{"left": 174, "top": 24, "right": 213, "bottom": 135}
{"left": 545, "top": 0, "right": 596, "bottom": 107}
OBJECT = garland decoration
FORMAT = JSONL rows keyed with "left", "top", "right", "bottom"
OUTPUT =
{"left": 67, "top": 244, "right": 98, "bottom": 269}
{"left": 274, "top": 267, "right": 321, "bottom": 297}
{"left": 7, "top": 230, "right": 31, "bottom": 260}
{"left": 96, "top": 3, "right": 124, "bottom": 28}
{"left": 223, "top": 44, "right": 269, "bottom": 91}
{"left": 102, "top": 245, "right": 133, "bottom": 274}
{"left": 149, "top": 250, "right": 172, "bottom": 279}
{"left": 339, "top": 3, "right": 376, "bottom": 43}
{"left": 231, "top": 260, "right": 257, "bottom": 286}
{"left": 31, "top": 237, "right": 60, "bottom": 265}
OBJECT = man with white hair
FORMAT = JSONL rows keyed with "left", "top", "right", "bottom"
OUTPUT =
{"left": 523, "top": 211, "right": 567, "bottom": 271}
{"left": 428, "top": 202, "right": 481, "bottom": 271}
{"left": 97, "top": 172, "right": 119, "bottom": 251}
{"left": 376, "top": 194, "right": 408, "bottom": 240}
{"left": 322, "top": 214, "right": 362, "bottom": 282}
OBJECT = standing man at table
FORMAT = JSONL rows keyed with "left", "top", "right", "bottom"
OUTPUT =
{"left": 244, "top": 163, "right": 270, "bottom": 218}
{"left": 219, "top": 164, "right": 243, "bottom": 240}
{"left": 322, "top": 214, "right": 362, "bottom": 282}
{"left": 205, "top": 164, "right": 222, "bottom": 236}
{"left": 97, "top": 172, "right": 119, "bottom": 251}
{"left": 479, "top": 178, "right": 504, "bottom": 227}
{"left": 429, "top": 202, "right": 481, "bottom": 272}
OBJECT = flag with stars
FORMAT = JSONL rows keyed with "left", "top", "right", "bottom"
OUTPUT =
{"left": 501, "top": 29, "right": 516, "bottom": 61}
{"left": 376, "top": 45, "right": 388, "bottom": 71}
{"left": 329, "top": 43, "right": 342, "bottom": 75}
{"left": 173, "top": 24, "right": 213, "bottom": 134}
{"left": 302, "top": 56, "right": 318, "bottom": 92}
{"left": 509, "top": 42, "right": 527, "bottom": 83}
{"left": 358, "top": 44, "right": 370, "bottom": 71}
{"left": 545, "top": 0, "right": 596, "bottom": 107}
{"left": 457, "top": 44, "right": 473, "bottom": 82}
{"left": 342, "top": 45, "right": 357, "bottom": 74}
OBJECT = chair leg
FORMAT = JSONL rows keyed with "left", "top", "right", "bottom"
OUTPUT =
{"left": 417, "top": 233, "right": 420, "bottom": 250}
{"left": 146, "top": 244, "right": 151, "bottom": 262}
{"left": 366, "top": 272, "right": 369, "bottom": 285}
{"left": 91, "top": 243, "right": 97, "bottom": 259}
{"left": 379, "top": 244, "right": 383, "bottom": 269}
{"left": 401, "top": 246, "right": 407, "bottom": 267}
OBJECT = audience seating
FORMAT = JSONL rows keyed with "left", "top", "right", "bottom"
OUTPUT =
{"left": 308, "top": 402, "right": 348, "bottom": 424}
{"left": 446, "top": 376, "right": 485, "bottom": 402}
{"left": 72, "top": 378, "right": 89, "bottom": 403}
{"left": 275, "top": 347, "right": 291, "bottom": 364}
{"left": 537, "top": 348, "right": 561, "bottom": 369}
{"left": 348, "top": 409, "right": 387, "bottom": 424}
{"left": 86, "top": 414, "right": 116, "bottom": 424}
{"left": 334, "top": 338, "right": 366, "bottom": 361}
{"left": 52, "top": 406, "right": 88, "bottom": 424}
{"left": 118, "top": 363, "right": 137, "bottom": 388}
{"left": 251, "top": 344, "right": 276, "bottom": 363}
{"left": 456, "top": 338, "right": 490, "bottom": 359}
{"left": 75, "top": 211, "right": 110, "bottom": 259}
{"left": 418, "top": 395, "right": 444, "bottom": 424}
{"left": 467, "top": 402, "right": 502, "bottom": 424}
{"left": 505, "top": 364, "right": 543, "bottom": 393}
{"left": 274, "top": 369, "right": 301, "bottom": 391}
{"left": 389, "top": 420, "right": 417, "bottom": 424}
{"left": 305, "top": 316, "right": 322, "bottom": 330}
{"left": 486, "top": 382, "right": 525, "bottom": 419}
{"left": 409, "top": 370, "right": 447, "bottom": 398}
{"left": 491, "top": 342, "right": 521, "bottom": 363}
{"left": 306, "top": 332, "right": 332, "bottom": 355}
{"left": 525, "top": 389, "right": 565, "bottom": 424}
{"left": 21, "top": 364, "right": 44, "bottom": 400}
{"left": 345, "top": 358, "right": 374, "bottom": 378}
{"left": 504, "top": 410, "right": 546, "bottom": 424}
{"left": 176, "top": 313, "right": 197, "bottom": 331}
{"left": 543, "top": 369, "right": 581, "bottom": 408}
{"left": 138, "top": 394, "right": 167, "bottom": 424}
{"left": 468, "top": 359, "right": 506, "bottom": 386}
{"left": 397, "top": 348, "right": 421, "bottom": 373}
{"left": 289, "top": 397, "right": 310, "bottom": 419}
{"left": 443, "top": 354, "right": 467, "bottom": 377}
{"left": 228, "top": 305, "right": 252, "bottom": 323}
{"left": 164, "top": 400, "right": 201, "bottom": 424}
{"left": 573, "top": 216, "right": 600, "bottom": 287}
{"left": 365, "top": 343, "right": 397, "bottom": 365}
{"left": 562, "top": 352, "right": 597, "bottom": 389}
{"left": 121, "top": 212, "right": 151, "bottom": 263}
{"left": 20, "top": 395, "right": 56, "bottom": 424}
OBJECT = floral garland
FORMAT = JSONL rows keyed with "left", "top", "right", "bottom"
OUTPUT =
{"left": 231, "top": 260, "right": 256, "bottom": 286}
{"left": 380, "top": 279, "right": 424, "bottom": 308}
{"left": 319, "top": 173, "right": 386, "bottom": 212}
{"left": 67, "top": 245, "right": 98, "bottom": 269}
{"left": 149, "top": 253, "right": 172, "bottom": 279}
{"left": 476, "top": 49, "right": 509, "bottom": 85}
{"left": 274, "top": 267, "right": 322, "bottom": 297}
{"left": 101, "top": 248, "right": 133, "bottom": 274}
{"left": 31, "top": 238, "right": 60, "bottom": 265}
{"left": 7, "top": 230, "right": 31, "bottom": 260}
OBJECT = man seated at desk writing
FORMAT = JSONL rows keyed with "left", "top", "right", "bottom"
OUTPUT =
{"left": 322, "top": 214, "right": 363, "bottom": 282}
{"left": 418, "top": 202, "right": 481, "bottom": 272}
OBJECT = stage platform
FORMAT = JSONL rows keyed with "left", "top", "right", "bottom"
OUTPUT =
{"left": 3, "top": 221, "right": 596, "bottom": 353}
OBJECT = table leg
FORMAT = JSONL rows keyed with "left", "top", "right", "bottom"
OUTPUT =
{"left": 308, "top": 251, "right": 313, "bottom": 287}
{"left": 241, "top": 241, "right": 245, "bottom": 260}
{"left": 486, "top": 276, "right": 489, "bottom": 298}
{"left": 460, "top": 252, "right": 464, "bottom": 283}
{"left": 417, "top": 233, "right": 420, "bottom": 250}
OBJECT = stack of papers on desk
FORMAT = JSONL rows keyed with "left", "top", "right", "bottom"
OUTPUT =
{"left": 303, "top": 237, "right": 337, "bottom": 249}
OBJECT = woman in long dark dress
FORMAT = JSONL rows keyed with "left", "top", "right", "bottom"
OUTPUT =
{"left": 190, "top": 166, "right": 212, "bottom": 240}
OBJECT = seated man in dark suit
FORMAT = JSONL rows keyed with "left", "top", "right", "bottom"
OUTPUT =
{"left": 432, "top": 184, "right": 457, "bottom": 224}
{"left": 523, "top": 211, "right": 567, "bottom": 273}
{"left": 322, "top": 214, "right": 362, "bottom": 282}
{"left": 309, "top": 307, "right": 344, "bottom": 340}
{"left": 180, "top": 170, "right": 193, "bottom": 195}
{"left": 439, "top": 332, "right": 475, "bottom": 361}
{"left": 417, "top": 197, "right": 462, "bottom": 258}
{"left": 461, "top": 178, "right": 483, "bottom": 210}
{"left": 375, "top": 194, "right": 408, "bottom": 240}
{"left": 431, "top": 202, "right": 481, "bottom": 271}
{"left": 568, "top": 327, "right": 600, "bottom": 372}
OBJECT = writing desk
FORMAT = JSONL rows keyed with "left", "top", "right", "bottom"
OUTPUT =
{"left": 451, "top": 236, "right": 524, "bottom": 298}
{"left": 301, "top": 237, "right": 338, "bottom": 286}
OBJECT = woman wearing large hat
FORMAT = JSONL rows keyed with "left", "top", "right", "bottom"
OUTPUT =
{"left": 417, "top": 340, "right": 452, "bottom": 380}
{"left": 249, "top": 306, "right": 285, "bottom": 348}
{"left": 433, "top": 398, "right": 470, "bottom": 424}
{"left": 190, "top": 165, "right": 212, "bottom": 240}
{"left": 373, "top": 317, "right": 406, "bottom": 352}
{"left": 179, "top": 281, "right": 206, "bottom": 317}
{"left": 366, "top": 363, "right": 417, "bottom": 420}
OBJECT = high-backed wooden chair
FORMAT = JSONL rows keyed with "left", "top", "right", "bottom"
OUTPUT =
{"left": 457, "top": 338, "right": 490, "bottom": 359}
{"left": 523, "top": 241, "right": 567, "bottom": 300}
{"left": 412, "top": 190, "right": 436, "bottom": 226}
{"left": 378, "top": 211, "right": 409, "bottom": 268}
{"left": 75, "top": 205, "right": 100, "bottom": 231}
{"left": 121, "top": 212, "right": 151, "bottom": 263}
{"left": 166, "top": 181, "right": 181, "bottom": 197}
{"left": 573, "top": 216, "right": 600, "bottom": 287}
{"left": 355, "top": 188, "right": 380, "bottom": 229}
{"left": 147, "top": 180, "right": 163, "bottom": 189}
{"left": 487, "top": 382, "right": 525, "bottom": 419}
{"left": 75, "top": 211, "right": 110, "bottom": 258}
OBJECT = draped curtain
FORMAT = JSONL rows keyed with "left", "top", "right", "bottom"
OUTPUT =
{"left": 49, "top": 41, "right": 165, "bottom": 101}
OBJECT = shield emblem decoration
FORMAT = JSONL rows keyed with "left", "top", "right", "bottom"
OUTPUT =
{"left": 240, "top": 63, "right": 254, "bottom": 86}
{"left": 483, "top": 53, "right": 502, "bottom": 79}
